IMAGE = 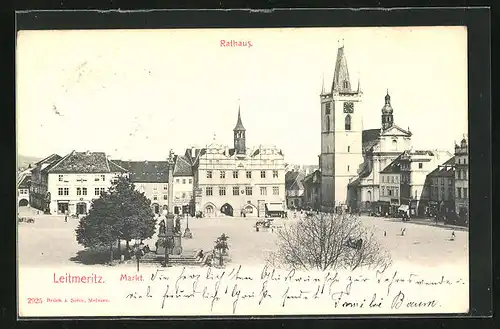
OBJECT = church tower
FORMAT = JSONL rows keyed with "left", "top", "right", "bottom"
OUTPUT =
{"left": 233, "top": 106, "right": 246, "bottom": 155}
{"left": 319, "top": 44, "right": 363, "bottom": 211}
{"left": 381, "top": 90, "right": 394, "bottom": 130}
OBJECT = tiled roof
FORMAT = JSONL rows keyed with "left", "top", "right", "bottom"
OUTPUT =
{"left": 18, "top": 175, "right": 31, "bottom": 188}
{"left": 173, "top": 155, "right": 194, "bottom": 177}
{"left": 362, "top": 129, "right": 380, "bottom": 153}
{"left": 332, "top": 46, "right": 352, "bottom": 93}
{"left": 428, "top": 156, "right": 455, "bottom": 178}
{"left": 113, "top": 160, "right": 169, "bottom": 183}
{"left": 285, "top": 171, "right": 305, "bottom": 190}
{"left": 348, "top": 162, "right": 372, "bottom": 186}
{"left": 35, "top": 154, "right": 62, "bottom": 166}
{"left": 380, "top": 154, "right": 403, "bottom": 174}
{"left": 48, "top": 151, "right": 126, "bottom": 174}
{"left": 183, "top": 148, "right": 207, "bottom": 167}
{"left": 303, "top": 169, "right": 321, "bottom": 185}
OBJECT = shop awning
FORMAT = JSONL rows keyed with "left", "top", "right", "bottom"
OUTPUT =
{"left": 266, "top": 203, "right": 284, "bottom": 212}
{"left": 398, "top": 205, "right": 409, "bottom": 212}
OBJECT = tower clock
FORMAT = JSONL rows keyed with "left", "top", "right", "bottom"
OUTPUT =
{"left": 343, "top": 102, "right": 354, "bottom": 113}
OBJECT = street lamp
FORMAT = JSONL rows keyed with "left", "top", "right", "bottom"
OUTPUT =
{"left": 163, "top": 149, "right": 176, "bottom": 266}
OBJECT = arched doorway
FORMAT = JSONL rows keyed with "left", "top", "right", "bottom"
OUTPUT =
{"left": 220, "top": 203, "right": 234, "bottom": 216}
{"left": 18, "top": 199, "right": 28, "bottom": 207}
{"left": 152, "top": 203, "right": 160, "bottom": 214}
{"left": 76, "top": 202, "right": 87, "bottom": 215}
{"left": 205, "top": 204, "right": 215, "bottom": 216}
{"left": 242, "top": 204, "right": 257, "bottom": 218}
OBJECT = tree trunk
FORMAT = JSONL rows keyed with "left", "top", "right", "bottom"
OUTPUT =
{"left": 126, "top": 240, "right": 130, "bottom": 259}
{"left": 117, "top": 239, "right": 121, "bottom": 254}
{"left": 109, "top": 243, "right": 114, "bottom": 264}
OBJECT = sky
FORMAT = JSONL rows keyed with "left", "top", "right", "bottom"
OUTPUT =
{"left": 16, "top": 27, "right": 468, "bottom": 165}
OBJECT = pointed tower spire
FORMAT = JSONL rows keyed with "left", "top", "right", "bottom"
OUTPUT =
{"left": 233, "top": 105, "right": 246, "bottom": 155}
{"left": 321, "top": 72, "right": 326, "bottom": 94}
{"left": 331, "top": 44, "right": 351, "bottom": 93}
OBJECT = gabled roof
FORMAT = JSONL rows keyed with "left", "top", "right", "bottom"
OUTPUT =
{"left": 380, "top": 153, "right": 404, "bottom": 174}
{"left": 428, "top": 156, "right": 455, "bottom": 178}
{"left": 35, "top": 154, "right": 62, "bottom": 166}
{"left": 285, "top": 171, "right": 305, "bottom": 191}
{"left": 47, "top": 151, "right": 127, "bottom": 174}
{"left": 380, "top": 124, "right": 412, "bottom": 137}
{"left": 183, "top": 148, "right": 207, "bottom": 167}
{"left": 173, "top": 155, "right": 194, "bottom": 177}
{"left": 113, "top": 160, "right": 169, "bottom": 183}
{"left": 17, "top": 174, "right": 31, "bottom": 188}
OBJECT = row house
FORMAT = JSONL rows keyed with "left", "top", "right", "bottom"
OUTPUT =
{"left": 172, "top": 155, "right": 195, "bottom": 215}
{"left": 454, "top": 136, "right": 469, "bottom": 222}
{"left": 17, "top": 173, "right": 31, "bottom": 207}
{"left": 112, "top": 160, "right": 170, "bottom": 215}
{"left": 44, "top": 151, "right": 127, "bottom": 215}
{"left": 285, "top": 170, "right": 305, "bottom": 209}
{"left": 425, "top": 156, "right": 455, "bottom": 217}
{"left": 378, "top": 154, "right": 403, "bottom": 215}
{"left": 29, "top": 154, "right": 62, "bottom": 213}
{"left": 302, "top": 169, "right": 321, "bottom": 210}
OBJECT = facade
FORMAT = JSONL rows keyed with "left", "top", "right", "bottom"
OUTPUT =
{"left": 398, "top": 150, "right": 453, "bottom": 217}
{"left": 29, "top": 154, "right": 62, "bottom": 213}
{"left": 186, "top": 108, "right": 286, "bottom": 218}
{"left": 45, "top": 151, "right": 127, "bottom": 215}
{"left": 379, "top": 154, "right": 403, "bottom": 215}
{"left": 347, "top": 92, "right": 412, "bottom": 212}
{"left": 112, "top": 160, "right": 170, "bottom": 215}
{"left": 319, "top": 45, "right": 364, "bottom": 211}
{"left": 17, "top": 174, "right": 31, "bottom": 207}
{"left": 172, "top": 155, "right": 194, "bottom": 215}
{"left": 454, "top": 136, "right": 469, "bottom": 222}
{"left": 425, "top": 156, "right": 455, "bottom": 217}
{"left": 302, "top": 169, "right": 321, "bottom": 210}
{"left": 285, "top": 170, "right": 305, "bottom": 209}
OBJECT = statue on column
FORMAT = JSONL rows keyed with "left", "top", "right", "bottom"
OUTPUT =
{"left": 159, "top": 219, "right": 166, "bottom": 236}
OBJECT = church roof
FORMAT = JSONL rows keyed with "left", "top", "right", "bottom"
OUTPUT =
{"left": 332, "top": 46, "right": 352, "bottom": 93}
{"left": 362, "top": 128, "right": 380, "bottom": 153}
{"left": 233, "top": 107, "right": 245, "bottom": 131}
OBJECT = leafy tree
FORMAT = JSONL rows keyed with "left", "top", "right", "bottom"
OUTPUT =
{"left": 267, "top": 213, "right": 392, "bottom": 271}
{"left": 75, "top": 176, "right": 156, "bottom": 263}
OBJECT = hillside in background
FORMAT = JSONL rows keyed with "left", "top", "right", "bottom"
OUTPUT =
{"left": 17, "top": 155, "right": 43, "bottom": 172}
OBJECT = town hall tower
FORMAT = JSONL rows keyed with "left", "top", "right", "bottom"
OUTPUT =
{"left": 319, "top": 45, "right": 363, "bottom": 211}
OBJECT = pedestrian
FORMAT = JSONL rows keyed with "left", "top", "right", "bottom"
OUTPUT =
{"left": 65, "top": 215, "right": 67, "bottom": 223}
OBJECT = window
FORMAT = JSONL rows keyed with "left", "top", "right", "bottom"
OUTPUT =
{"left": 261, "top": 170, "right": 266, "bottom": 178}
{"left": 95, "top": 188, "right": 100, "bottom": 196}
{"left": 164, "top": 184, "right": 168, "bottom": 190}
{"left": 448, "top": 187, "right": 453, "bottom": 198}
{"left": 391, "top": 176, "right": 394, "bottom": 183}
{"left": 325, "top": 102, "right": 331, "bottom": 115}
{"left": 77, "top": 188, "right": 82, "bottom": 196}
{"left": 273, "top": 187, "right": 279, "bottom": 195}
{"left": 464, "top": 169, "right": 468, "bottom": 180}
{"left": 395, "top": 188, "right": 399, "bottom": 197}
{"left": 206, "top": 187, "right": 213, "bottom": 196}
{"left": 457, "top": 187, "right": 462, "bottom": 198}
{"left": 343, "top": 80, "right": 349, "bottom": 89}
{"left": 163, "top": 194, "right": 168, "bottom": 200}
{"left": 233, "top": 186, "right": 239, "bottom": 195}
{"left": 347, "top": 165, "right": 350, "bottom": 172}
{"left": 63, "top": 188, "right": 69, "bottom": 196}
{"left": 189, "top": 179, "right": 192, "bottom": 184}
{"left": 382, "top": 176, "right": 385, "bottom": 183}
{"left": 326, "top": 116, "right": 330, "bottom": 131}
{"left": 392, "top": 140, "right": 397, "bottom": 151}
{"left": 246, "top": 171, "right": 252, "bottom": 179}
{"left": 345, "top": 114, "right": 351, "bottom": 131}
{"left": 347, "top": 146, "right": 350, "bottom": 153}
{"left": 182, "top": 192, "right": 186, "bottom": 198}
{"left": 207, "top": 171, "right": 213, "bottom": 179}
{"left": 382, "top": 187, "right": 385, "bottom": 196}
{"left": 99, "top": 188, "right": 105, "bottom": 195}
{"left": 388, "top": 189, "right": 392, "bottom": 196}
{"left": 463, "top": 188, "right": 468, "bottom": 199}
{"left": 220, "top": 171, "right": 225, "bottom": 179}
{"left": 418, "top": 163, "right": 423, "bottom": 169}
{"left": 58, "top": 188, "right": 64, "bottom": 196}
{"left": 260, "top": 187, "right": 267, "bottom": 195}
{"left": 58, "top": 175, "right": 63, "bottom": 182}
{"left": 233, "top": 171, "right": 238, "bottom": 178}
{"left": 245, "top": 187, "right": 253, "bottom": 195}
{"left": 94, "top": 176, "right": 100, "bottom": 182}
{"left": 396, "top": 176, "right": 399, "bottom": 183}
{"left": 219, "top": 187, "right": 226, "bottom": 196}
{"left": 273, "top": 170, "right": 279, "bottom": 178}
{"left": 101, "top": 175, "right": 105, "bottom": 181}
{"left": 153, "top": 195, "right": 158, "bottom": 200}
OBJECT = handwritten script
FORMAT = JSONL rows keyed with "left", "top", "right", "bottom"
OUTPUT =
{"left": 122, "top": 265, "right": 468, "bottom": 315}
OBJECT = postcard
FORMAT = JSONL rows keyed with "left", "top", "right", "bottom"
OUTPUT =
{"left": 16, "top": 26, "right": 469, "bottom": 317}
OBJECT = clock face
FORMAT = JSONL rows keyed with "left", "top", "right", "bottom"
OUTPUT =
{"left": 343, "top": 102, "right": 354, "bottom": 113}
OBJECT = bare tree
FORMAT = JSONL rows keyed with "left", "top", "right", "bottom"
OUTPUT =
{"left": 267, "top": 212, "right": 392, "bottom": 271}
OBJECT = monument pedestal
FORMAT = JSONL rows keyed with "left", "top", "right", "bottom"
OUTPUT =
{"left": 172, "top": 233, "right": 182, "bottom": 255}
{"left": 183, "top": 227, "right": 193, "bottom": 239}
